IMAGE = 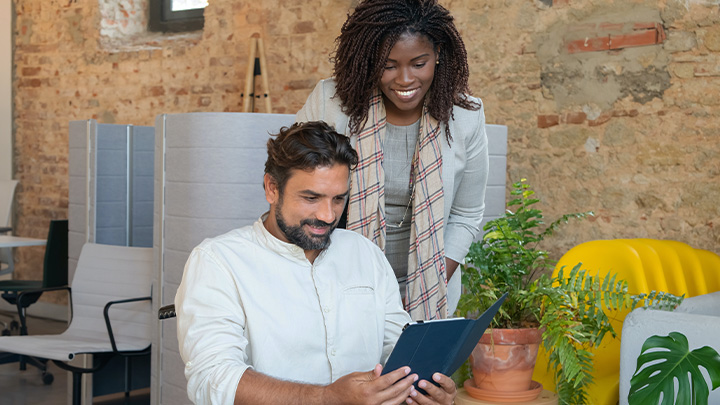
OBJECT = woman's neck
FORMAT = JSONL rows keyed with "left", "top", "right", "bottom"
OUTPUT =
{"left": 383, "top": 95, "right": 423, "bottom": 126}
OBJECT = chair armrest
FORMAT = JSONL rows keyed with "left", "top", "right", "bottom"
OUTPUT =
{"left": 674, "top": 291, "right": 720, "bottom": 316}
{"left": 13, "top": 285, "right": 71, "bottom": 336}
{"left": 103, "top": 296, "right": 152, "bottom": 354}
{"left": 619, "top": 305, "right": 720, "bottom": 405}
{"left": 158, "top": 304, "right": 176, "bottom": 320}
{"left": 17, "top": 285, "right": 71, "bottom": 315}
{"left": 17, "top": 285, "right": 71, "bottom": 299}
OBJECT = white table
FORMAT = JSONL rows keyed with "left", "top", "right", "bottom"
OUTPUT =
{"left": 0, "top": 235, "right": 46, "bottom": 248}
{"left": 0, "top": 235, "right": 46, "bottom": 277}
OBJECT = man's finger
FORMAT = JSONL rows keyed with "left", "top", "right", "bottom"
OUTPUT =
{"left": 379, "top": 373, "right": 417, "bottom": 404}
{"left": 432, "top": 373, "right": 456, "bottom": 393}
{"left": 373, "top": 364, "right": 383, "bottom": 378}
{"left": 416, "top": 381, "right": 444, "bottom": 403}
{"left": 375, "top": 366, "right": 412, "bottom": 385}
{"left": 410, "top": 374, "right": 456, "bottom": 404}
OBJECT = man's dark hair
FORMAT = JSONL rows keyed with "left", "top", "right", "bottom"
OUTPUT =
{"left": 332, "top": 0, "right": 481, "bottom": 141}
{"left": 265, "top": 121, "right": 359, "bottom": 191}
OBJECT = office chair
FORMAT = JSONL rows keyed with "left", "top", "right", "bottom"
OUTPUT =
{"left": 0, "top": 219, "right": 68, "bottom": 384}
{"left": 0, "top": 242, "right": 153, "bottom": 404}
{"left": 0, "top": 219, "right": 68, "bottom": 337}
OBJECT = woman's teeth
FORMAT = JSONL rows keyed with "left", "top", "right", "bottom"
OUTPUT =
{"left": 396, "top": 89, "right": 418, "bottom": 98}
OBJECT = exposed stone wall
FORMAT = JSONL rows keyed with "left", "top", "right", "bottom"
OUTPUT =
{"left": 11, "top": 0, "right": 720, "bottom": 287}
{"left": 464, "top": 0, "right": 720, "bottom": 258}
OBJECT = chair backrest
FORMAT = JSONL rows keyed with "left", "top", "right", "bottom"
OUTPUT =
{"left": 0, "top": 180, "right": 19, "bottom": 228}
{"left": 620, "top": 239, "right": 670, "bottom": 293}
{"left": 635, "top": 238, "right": 691, "bottom": 297}
{"left": 67, "top": 243, "right": 153, "bottom": 348}
{"left": 695, "top": 248, "right": 720, "bottom": 292}
{"left": 661, "top": 240, "right": 709, "bottom": 296}
{"left": 42, "top": 219, "right": 69, "bottom": 288}
{"left": 554, "top": 239, "right": 651, "bottom": 294}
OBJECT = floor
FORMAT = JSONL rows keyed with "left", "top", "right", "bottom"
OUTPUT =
{"left": 0, "top": 313, "right": 150, "bottom": 405}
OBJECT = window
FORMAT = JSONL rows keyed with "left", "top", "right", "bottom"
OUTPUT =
{"left": 149, "top": 0, "right": 208, "bottom": 33}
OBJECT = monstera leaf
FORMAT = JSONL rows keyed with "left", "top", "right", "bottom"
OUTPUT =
{"left": 629, "top": 332, "right": 720, "bottom": 405}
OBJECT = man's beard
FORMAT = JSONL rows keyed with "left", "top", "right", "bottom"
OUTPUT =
{"left": 275, "top": 200, "right": 337, "bottom": 251}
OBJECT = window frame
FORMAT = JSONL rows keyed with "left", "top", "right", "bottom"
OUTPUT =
{"left": 149, "top": 0, "right": 205, "bottom": 33}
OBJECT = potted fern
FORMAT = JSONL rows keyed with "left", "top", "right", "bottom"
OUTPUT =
{"left": 455, "top": 179, "right": 682, "bottom": 404}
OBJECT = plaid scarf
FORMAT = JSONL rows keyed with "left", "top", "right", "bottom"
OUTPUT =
{"left": 347, "top": 91, "right": 447, "bottom": 320}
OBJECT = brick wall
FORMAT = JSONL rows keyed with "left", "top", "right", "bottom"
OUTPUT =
{"left": 11, "top": 0, "right": 720, "bottom": 287}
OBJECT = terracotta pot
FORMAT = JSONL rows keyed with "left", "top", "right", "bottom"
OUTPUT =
{"left": 470, "top": 328, "right": 542, "bottom": 392}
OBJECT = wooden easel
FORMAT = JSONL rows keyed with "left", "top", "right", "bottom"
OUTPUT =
{"left": 242, "top": 33, "right": 272, "bottom": 113}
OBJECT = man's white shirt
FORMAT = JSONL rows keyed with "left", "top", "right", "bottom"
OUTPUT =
{"left": 175, "top": 217, "right": 412, "bottom": 404}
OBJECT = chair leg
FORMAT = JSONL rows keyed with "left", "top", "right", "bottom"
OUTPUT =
{"left": 21, "top": 355, "right": 42, "bottom": 369}
{"left": 18, "top": 356, "right": 53, "bottom": 384}
{"left": 124, "top": 356, "right": 131, "bottom": 397}
{"left": 72, "top": 371, "right": 82, "bottom": 405}
{"left": 17, "top": 354, "right": 45, "bottom": 373}
{"left": 18, "top": 307, "right": 28, "bottom": 336}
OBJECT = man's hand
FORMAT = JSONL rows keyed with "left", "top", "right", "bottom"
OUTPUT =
{"left": 323, "top": 364, "right": 418, "bottom": 405}
{"left": 405, "top": 373, "right": 457, "bottom": 405}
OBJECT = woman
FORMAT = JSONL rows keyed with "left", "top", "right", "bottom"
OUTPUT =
{"left": 296, "top": 0, "right": 488, "bottom": 321}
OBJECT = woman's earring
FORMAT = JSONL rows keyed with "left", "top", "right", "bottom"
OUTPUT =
{"left": 436, "top": 60, "right": 439, "bottom": 65}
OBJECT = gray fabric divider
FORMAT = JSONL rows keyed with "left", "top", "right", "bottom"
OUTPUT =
{"left": 153, "top": 112, "right": 296, "bottom": 405}
{"left": 68, "top": 120, "right": 155, "bottom": 282}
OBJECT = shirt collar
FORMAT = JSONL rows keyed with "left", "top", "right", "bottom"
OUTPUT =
{"left": 253, "top": 214, "right": 330, "bottom": 265}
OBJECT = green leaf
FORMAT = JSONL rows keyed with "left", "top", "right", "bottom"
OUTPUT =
{"left": 629, "top": 332, "right": 720, "bottom": 405}
{"left": 460, "top": 178, "right": 684, "bottom": 405}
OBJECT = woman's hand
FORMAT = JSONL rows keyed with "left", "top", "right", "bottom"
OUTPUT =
{"left": 445, "top": 258, "right": 460, "bottom": 281}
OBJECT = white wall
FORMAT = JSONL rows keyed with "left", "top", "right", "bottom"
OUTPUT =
{"left": 1, "top": 0, "right": 12, "bottom": 181}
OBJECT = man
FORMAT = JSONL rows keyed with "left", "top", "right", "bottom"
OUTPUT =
{"left": 175, "top": 121, "right": 457, "bottom": 405}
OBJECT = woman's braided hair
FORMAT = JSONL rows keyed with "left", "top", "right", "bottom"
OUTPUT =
{"left": 332, "top": 0, "right": 481, "bottom": 141}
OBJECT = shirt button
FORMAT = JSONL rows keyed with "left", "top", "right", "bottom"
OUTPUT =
{"left": 331, "top": 349, "right": 336, "bottom": 356}
{"left": 323, "top": 306, "right": 330, "bottom": 313}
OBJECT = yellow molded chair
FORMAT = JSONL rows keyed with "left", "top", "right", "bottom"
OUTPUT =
{"left": 532, "top": 239, "right": 720, "bottom": 405}
{"left": 696, "top": 248, "right": 720, "bottom": 292}
{"left": 633, "top": 238, "right": 689, "bottom": 297}
{"left": 638, "top": 238, "right": 708, "bottom": 296}
{"left": 620, "top": 239, "right": 669, "bottom": 293}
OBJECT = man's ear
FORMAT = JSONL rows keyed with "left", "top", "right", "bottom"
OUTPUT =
{"left": 264, "top": 173, "right": 280, "bottom": 205}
